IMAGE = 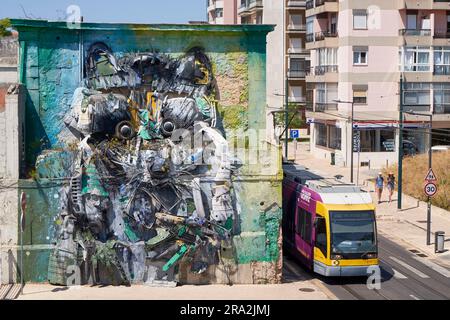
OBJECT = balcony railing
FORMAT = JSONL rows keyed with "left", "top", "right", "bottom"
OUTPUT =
{"left": 399, "top": 29, "right": 432, "bottom": 36}
{"left": 314, "top": 30, "right": 338, "bottom": 41}
{"left": 287, "top": 1, "right": 306, "bottom": 7}
{"left": 434, "top": 66, "right": 450, "bottom": 75}
{"left": 306, "top": 0, "right": 314, "bottom": 10}
{"left": 288, "top": 70, "right": 307, "bottom": 78}
{"left": 289, "top": 96, "right": 307, "bottom": 103}
{"left": 315, "top": 0, "right": 337, "bottom": 7}
{"left": 315, "top": 103, "right": 338, "bottom": 112}
{"left": 314, "top": 65, "right": 338, "bottom": 75}
{"left": 238, "top": 0, "right": 263, "bottom": 13}
{"left": 306, "top": 33, "right": 314, "bottom": 42}
{"left": 434, "top": 104, "right": 450, "bottom": 114}
{"left": 288, "top": 47, "right": 306, "bottom": 54}
{"left": 434, "top": 30, "right": 450, "bottom": 38}
{"left": 288, "top": 24, "right": 307, "bottom": 31}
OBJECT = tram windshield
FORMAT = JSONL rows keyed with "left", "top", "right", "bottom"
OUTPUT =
{"left": 330, "top": 211, "right": 377, "bottom": 255}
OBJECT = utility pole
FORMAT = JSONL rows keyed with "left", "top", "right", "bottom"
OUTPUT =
{"left": 333, "top": 99, "right": 355, "bottom": 183}
{"left": 397, "top": 74, "right": 404, "bottom": 210}
{"left": 404, "top": 110, "right": 433, "bottom": 244}
{"left": 285, "top": 69, "right": 289, "bottom": 160}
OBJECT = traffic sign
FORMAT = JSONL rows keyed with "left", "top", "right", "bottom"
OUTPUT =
{"left": 290, "top": 129, "right": 300, "bottom": 139}
{"left": 424, "top": 182, "right": 438, "bottom": 197}
{"left": 424, "top": 168, "right": 437, "bottom": 182}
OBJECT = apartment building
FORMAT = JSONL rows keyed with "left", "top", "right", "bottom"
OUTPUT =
{"left": 305, "top": 0, "right": 450, "bottom": 170}
{"left": 207, "top": 0, "right": 239, "bottom": 24}
{"left": 236, "top": 0, "right": 309, "bottom": 143}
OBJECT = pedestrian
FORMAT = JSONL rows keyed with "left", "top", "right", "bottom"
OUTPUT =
{"left": 387, "top": 172, "right": 396, "bottom": 203}
{"left": 375, "top": 172, "right": 384, "bottom": 204}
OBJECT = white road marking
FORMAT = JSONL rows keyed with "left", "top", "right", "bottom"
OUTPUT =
{"left": 392, "top": 268, "right": 408, "bottom": 279}
{"left": 412, "top": 256, "right": 450, "bottom": 278}
{"left": 409, "top": 294, "right": 421, "bottom": 300}
{"left": 389, "top": 256, "right": 430, "bottom": 278}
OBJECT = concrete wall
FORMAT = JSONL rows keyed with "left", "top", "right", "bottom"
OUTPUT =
{"left": 11, "top": 20, "right": 282, "bottom": 285}
{"left": 0, "top": 85, "right": 25, "bottom": 284}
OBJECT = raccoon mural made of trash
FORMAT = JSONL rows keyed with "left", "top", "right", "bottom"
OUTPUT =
{"left": 47, "top": 43, "right": 237, "bottom": 286}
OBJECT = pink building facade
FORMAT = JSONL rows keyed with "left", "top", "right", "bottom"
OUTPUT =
{"left": 306, "top": 0, "right": 450, "bottom": 170}
{"left": 207, "top": 0, "right": 238, "bottom": 24}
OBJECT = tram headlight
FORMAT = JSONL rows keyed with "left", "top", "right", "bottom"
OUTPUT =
{"left": 331, "top": 260, "right": 340, "bottom": 266}
{"left": 365, "top": 253, "right": 378, "bottom": 259}
{"left": 330, "top": 254, "right": 343, "bottom": 260}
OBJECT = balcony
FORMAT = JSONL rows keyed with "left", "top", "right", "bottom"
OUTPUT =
{"left": 238, "top": 0, "right": 263, "bottom": 15}
{"left": 288, "top": 47, "right": 307, "bottom": 54}
{"left": 306, "top": 33, "right": 314, "bottom": 43}
{"left": 315, "top": 0, "right": 337, "bottom": 6}
{"left": 306, "top": 0, "right": 338, "bottom": 16}
{"left": 399, "top": 0, "right": 450, "bottom": 10}
{"left": 434, "top": 104, "right": 450, "bottom": 114}
{"left": 434, "top": 66, "right": 450, "bottom": 75}
{"left": 288, "top": 70, "right": 307, "bottom": 79}
{"left": 314, "top": 65, "right": 338, "bottom": 75}
{"left": 399, "top": 29, "right": 432, "bottom": 36}
{"left": 315, "top": 103, "right": 338, "bottom": 112}
{"left": 287, "top": 24, "right": 307, "bottom": 32}
{"left": 315, "top": 30, "right": 338, "bottom": 41}
{"left": 434, "top": 30, "right": 450, "bottom": 39}
{"left": 289, "top": 96, "right": 307, "bottom": 103}
{"left": 287, "top": 1, "right": 306, "bottom": 8}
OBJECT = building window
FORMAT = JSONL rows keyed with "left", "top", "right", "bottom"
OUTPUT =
{"left": 353, "top": 85, "right": 368, "bottom": 104}
{"left": 329, "top": 126, "right": 342, "bottom": 150}
{"left": 290, "top": 58, "right": 305, "bottom": 72}
{"left": 433, "top": 83, "right": 450, "bottom": 114}
{"left": 315, "top": 123, "right": 341, "bottom": 150}
{"left": 400, "top": 46, "right": 430, "bottom": 72}
{"left": 296, "top": 208, "right": 312, "bottom": 244}
{"left": 447, "top": 12, "right": 450, "bottom": 32}
{"left": 359, "top": 129, "right": 396, "bottom": 152}
{"left": 316, "top": 123, "right": 328, "bottom": 148}
{"left": 407, "top": 12, "right": 417, "bottom": 30}
{"left": 434, "top": 47, "right": 450, "bottom": 75}
{"left": 353, "top": 47, "right": 368, "bottom": 65}
{"left": 353, "top": 10, "right": 367, "bottom": 30}
{"left": 403, "top": 82, "right": 430, "bottom": 109}
{"left": 215, "top": 8, "right": 223, "bottom": 18}
{"left": 289, "top": 38, "right": 302, "bottom": 53}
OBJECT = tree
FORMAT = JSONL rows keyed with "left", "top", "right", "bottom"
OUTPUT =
{"left": 274, "top": 103, "right": 305, "bottom": 129}
{"left": 0, "top": 18, "right": 12, "bottom": 37}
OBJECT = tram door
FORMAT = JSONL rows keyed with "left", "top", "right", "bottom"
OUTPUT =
{"left": 295, "top": 205, "right": 314, "bottom": 269}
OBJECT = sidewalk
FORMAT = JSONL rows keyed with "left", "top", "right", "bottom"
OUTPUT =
{"left": 13, "top": 281, "right": 331, "bottom": 300}
{"left": 291, "top": 141, "right": 450, "bottom": 267}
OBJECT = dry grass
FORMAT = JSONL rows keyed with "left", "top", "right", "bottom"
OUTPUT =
{"left": 384, "top": 151, "right": 450, "bottom": 211}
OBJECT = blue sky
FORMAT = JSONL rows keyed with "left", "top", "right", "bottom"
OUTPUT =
{"left": 1, "top": 0, "right": 207, "bottom": 24}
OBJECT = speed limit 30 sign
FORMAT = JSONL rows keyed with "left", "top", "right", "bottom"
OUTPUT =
{"left": 424, "top": 182, "right": 438, "bottom": 197}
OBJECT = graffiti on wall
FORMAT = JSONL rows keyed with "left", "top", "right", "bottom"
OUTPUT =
{"left": 46, "top": 43, "right": 238, "bottom": 286}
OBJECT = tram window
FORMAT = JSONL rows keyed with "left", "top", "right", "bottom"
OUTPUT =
{"left": 315, "top": 217, "right": 327, "bottom": 257}
{"left": 296, "top": 207, "right": 312, "bottom": 243}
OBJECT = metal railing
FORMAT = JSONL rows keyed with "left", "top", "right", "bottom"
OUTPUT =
{"left": 314, "top": 65, "right": 338, "bottom": 75}
{"left": 399, "top": 29, "right": 432, "bottom": 36}
{"left": 315, "top": 0, "right": 337, "bottom": 6}
{"left": 306, "top": 33, "right": 315, "bottom": 42}
{"left": 306, "top": 0, "right": 314, "bottom": 9}
{"left": 434, "top": 30, "right": 450, "bottom": 38}
{"left": 314, "top": 30, "right": 338, "bottom": 41}
{"left": 315, "top": 103, "right": 338, "bottom": 112}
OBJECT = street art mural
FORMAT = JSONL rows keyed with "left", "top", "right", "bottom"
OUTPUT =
{"left": 47, "top": 43, "right": 238, "bottom": 286}
{"left": 9, "top": 20, "right": 281, "bottom": 286}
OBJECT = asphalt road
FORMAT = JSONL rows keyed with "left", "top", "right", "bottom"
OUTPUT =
{"left": 283, "top": 235, "right": 450, "bottom": 300}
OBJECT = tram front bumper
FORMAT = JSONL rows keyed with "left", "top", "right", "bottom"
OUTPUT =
{"left": 313, "top": 260, "right": 378, "bottom": 277}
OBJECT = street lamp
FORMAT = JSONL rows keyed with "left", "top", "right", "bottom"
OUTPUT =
{"left": 333, "top": 99, "right": 355, "bottom": 183}
{"left": 404, "top": 110, "right": 433, "bottom": 245}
